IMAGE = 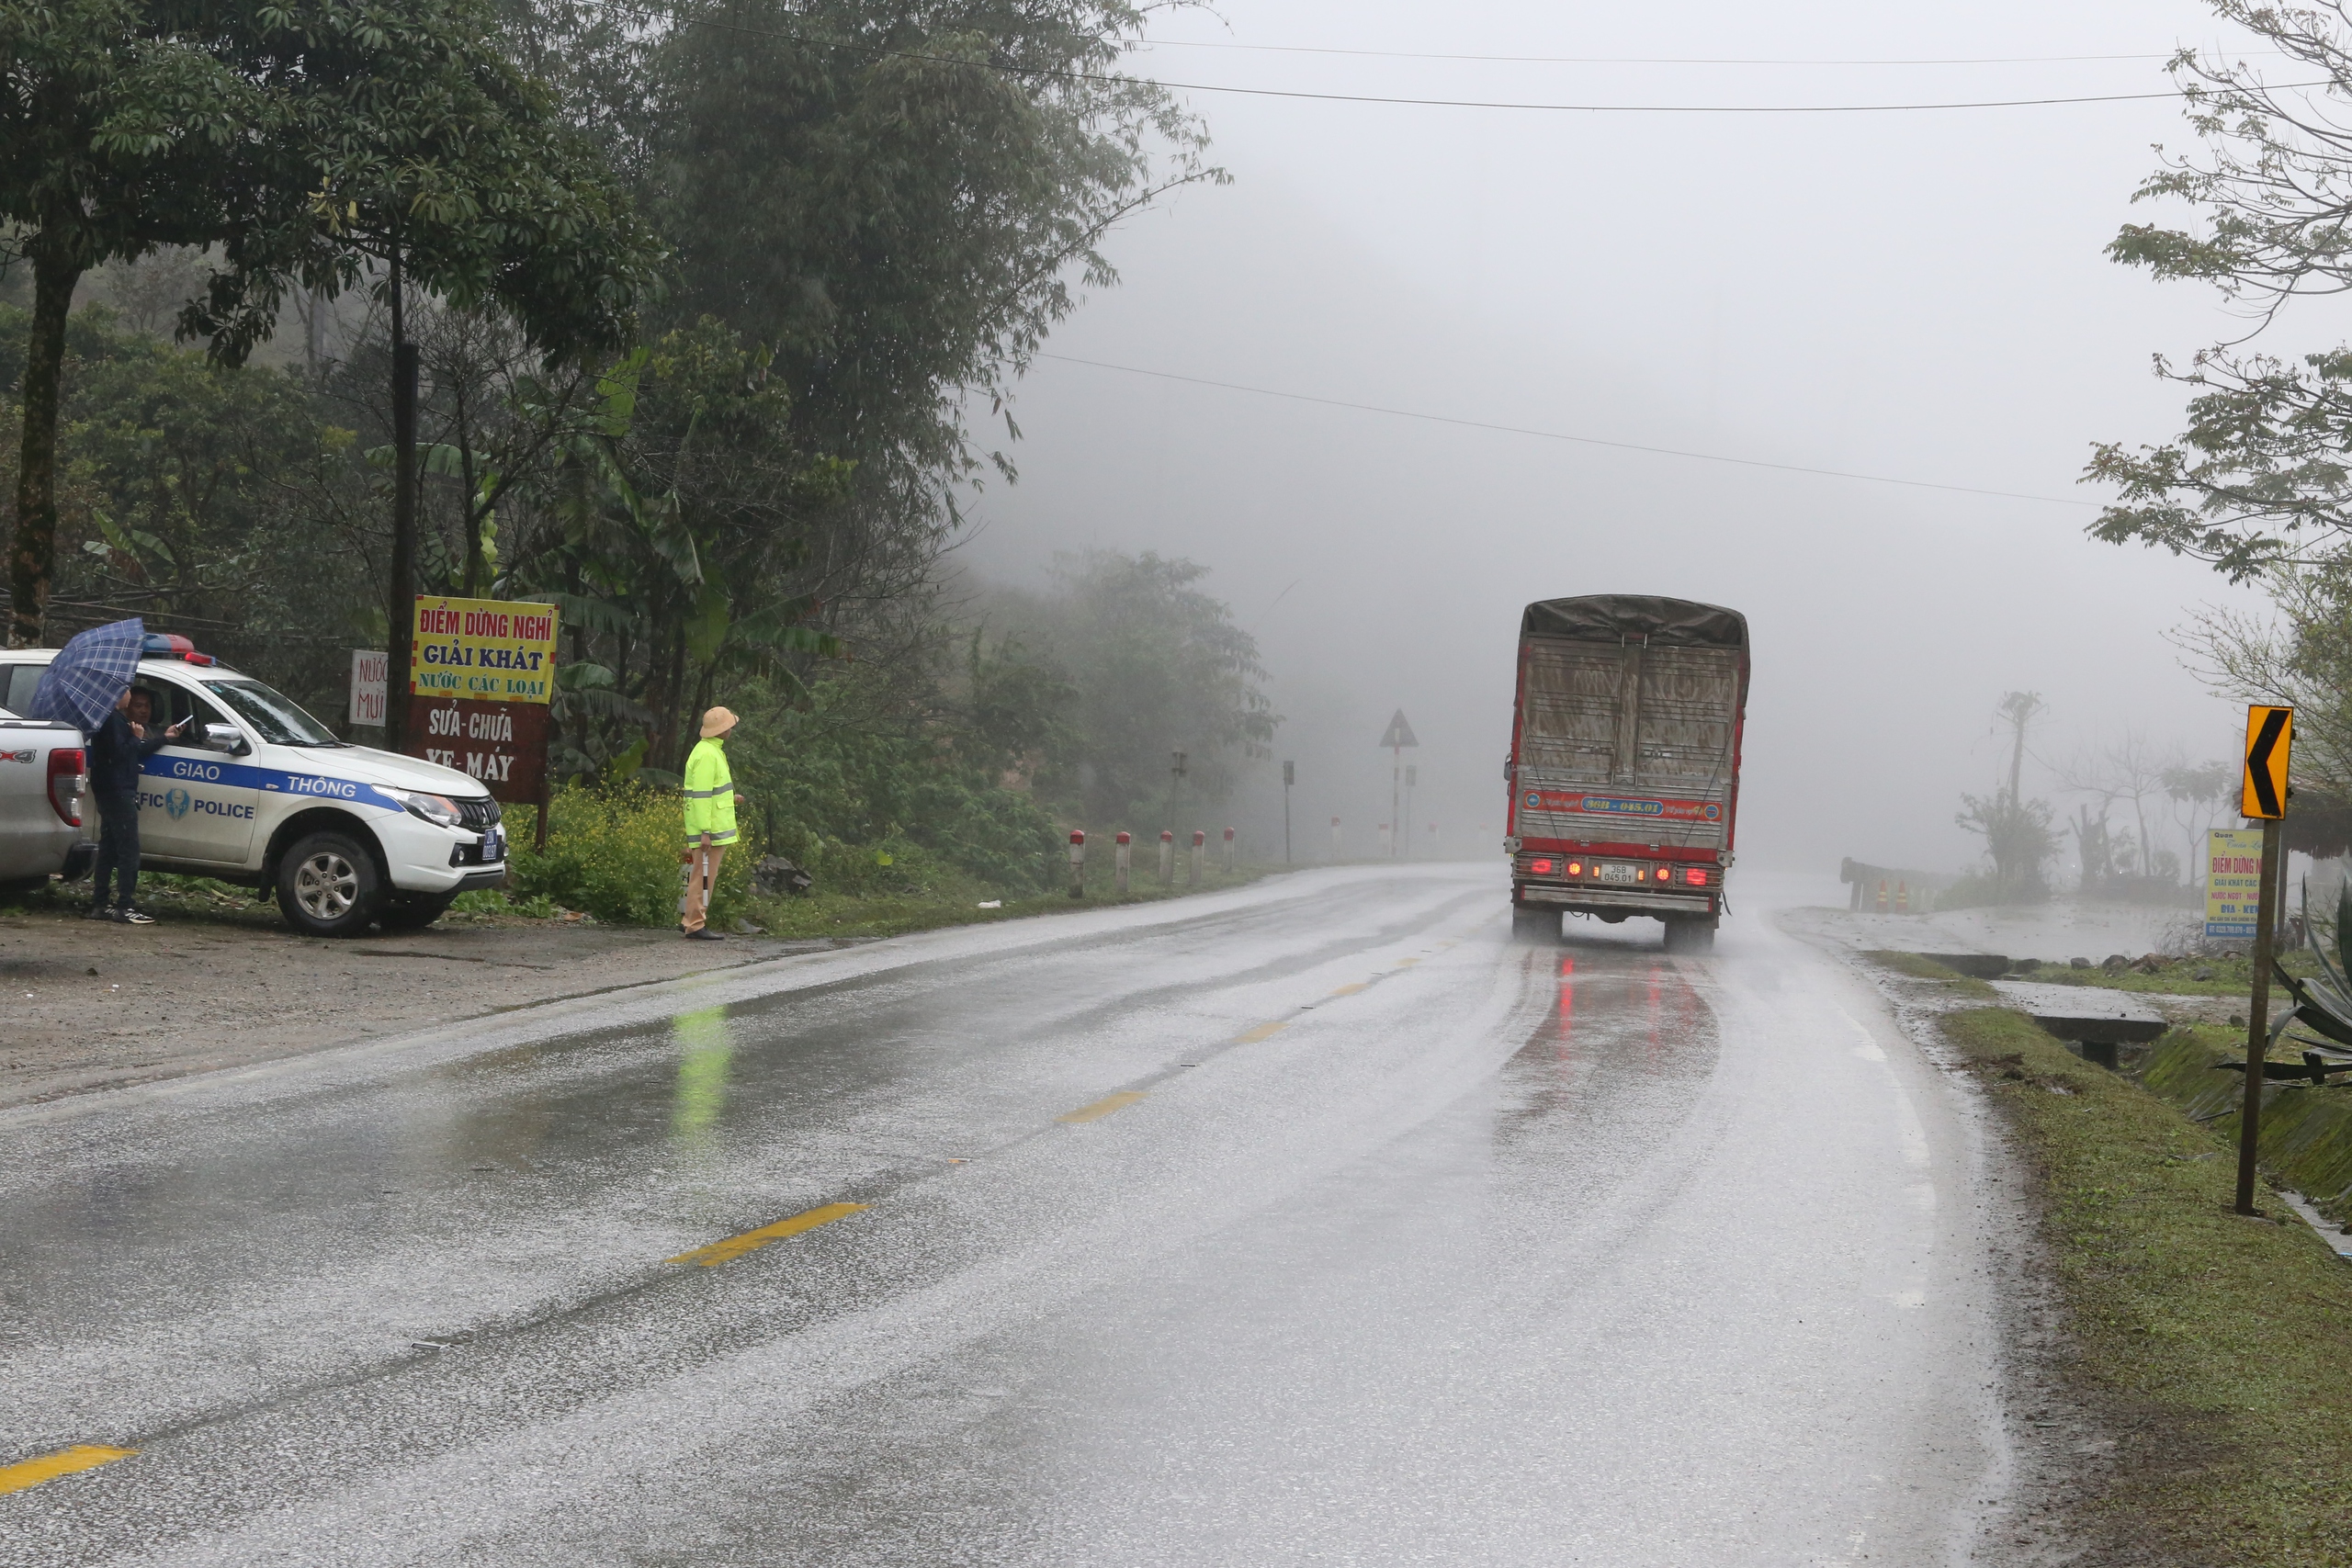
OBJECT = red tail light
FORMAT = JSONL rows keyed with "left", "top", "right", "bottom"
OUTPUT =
{"left": 1654, "top": 866, "right": 1669, "bottom": 881}
{"left": 1685, "top": 868, "right": 1707, "bottom": 886}
{"left": 1530, "top": 858, "right": 1554, "bottom": 874}
{"left": 47, "top": 747, "right": 85, "bottom": 827}
{"left": 1566, "top": 861, "right": 1582, "bottom": 875}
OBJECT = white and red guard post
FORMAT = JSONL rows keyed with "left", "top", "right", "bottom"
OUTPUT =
{"left": 1068, "top": 829, "right": 1085, "bottom": 899}
{"left": 1115, "top": 830, "right": 1131, "bottom": 894}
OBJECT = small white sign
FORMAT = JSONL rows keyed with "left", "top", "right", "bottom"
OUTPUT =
{"left": 350, "top": 649, "right": 388, "bottom": 728}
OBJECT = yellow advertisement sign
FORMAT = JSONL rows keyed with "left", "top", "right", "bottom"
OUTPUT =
{"left": 410, "top": 596, "right": 560, "bottom": 704}
{"left": 2207, "top": 827, "right": 2263, "bottom": 941}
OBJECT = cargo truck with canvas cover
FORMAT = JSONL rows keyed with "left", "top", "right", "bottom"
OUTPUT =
{"left": 1505, "top": 595, "right": 1748, "bottom": 953}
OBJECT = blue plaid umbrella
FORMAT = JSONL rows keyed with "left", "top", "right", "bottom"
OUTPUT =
{"left": 28, "top": 617, "right": 144, "bottom": 730}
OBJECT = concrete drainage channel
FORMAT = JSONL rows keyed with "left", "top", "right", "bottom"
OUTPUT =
{"left": 1904, "top": 950, "right": 2352, "bottom": 1261}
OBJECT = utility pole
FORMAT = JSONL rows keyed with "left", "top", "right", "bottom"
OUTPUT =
{"left": 1168, "top": 750, "right": 1187, "bottom": 846}
{"left": 1403, "top": 764, "right": 1417, "bottom": 862}
{"left": 1282, "top": 760, "right": 1295, "bottom": 864}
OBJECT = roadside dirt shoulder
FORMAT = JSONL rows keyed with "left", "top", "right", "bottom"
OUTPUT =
{"left": 0, "top": 903, "right": 853, "bottom": 1108}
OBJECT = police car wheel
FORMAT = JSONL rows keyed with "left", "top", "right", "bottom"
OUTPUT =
{"left": 277, "top": 830, "right": 379, "bottom": 937}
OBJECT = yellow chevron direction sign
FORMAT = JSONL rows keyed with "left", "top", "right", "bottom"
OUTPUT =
{"left": 2242, "top": 705, "right": 2294, "bottom": 820}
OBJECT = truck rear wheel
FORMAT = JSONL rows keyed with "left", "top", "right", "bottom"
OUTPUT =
{"left": 1663, "top": 917, "right": 1717, "bottom": 954}
{"left": 1512, "top": 904, "right": 1557, "bottom": 942}
{"left": 277, "top": 829, "right": 381, "bottom": 938}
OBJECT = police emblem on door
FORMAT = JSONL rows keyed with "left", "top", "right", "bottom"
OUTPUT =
{"left": 164, "top": 786, "right": 191, "bottom": 820}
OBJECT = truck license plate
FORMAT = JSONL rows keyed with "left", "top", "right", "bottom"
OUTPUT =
{"left": 482, "top": 829, "right": 505, "bottom": 863}
{"left": 1597, "top": 863, "right": 1642, "bottom": 885}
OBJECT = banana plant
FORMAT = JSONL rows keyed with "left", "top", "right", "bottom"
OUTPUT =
{"left": 2267, "top": 879, "right": 2352, "bottom": 1052}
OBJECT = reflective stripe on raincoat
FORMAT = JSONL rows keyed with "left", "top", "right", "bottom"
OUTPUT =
{"left": 683, "top": 737, "right": 738, "bottom": 843}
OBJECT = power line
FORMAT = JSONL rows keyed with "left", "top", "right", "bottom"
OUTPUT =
{"left": 1032, "top": 352, "right": 2099, "bottom": 507}
{"left": 1012, "top": 77, "right": 2264, "bottom": 116}
{"left": 594, "top": 5, "right": 2309, "bottom": 114}
{"left": 1125, "top": 39, "right": 2201, "bottom": 69}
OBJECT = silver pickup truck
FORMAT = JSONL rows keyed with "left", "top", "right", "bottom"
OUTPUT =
{"left": 0, "top": 700, "right": 94, "bottom": 896}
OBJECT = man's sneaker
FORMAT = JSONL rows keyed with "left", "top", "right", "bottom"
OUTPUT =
{"left": 116, "top": 908, "right": 155, "bottom": 924}
{"left": 684, "top": 928, "right": 724, "bottom": 941}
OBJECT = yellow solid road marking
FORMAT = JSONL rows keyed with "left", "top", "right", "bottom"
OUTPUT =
{"left": 669, "top": 1202, "right": 871, "bottom": 1268}
{"left": 1327, "top": 983, "right": 1367, "bottom": 997}
{"left": 1057, "top": 1090, "right": 1147, "bottom": 1123}
{"left": 1235, "top": 1021, "right": 1289, "bottom": 1043}
{"left": 0, "top": 1445, "right": 135, "bottom": 1496}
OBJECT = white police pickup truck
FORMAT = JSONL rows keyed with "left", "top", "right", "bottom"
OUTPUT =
{"left": 0, "top": 639, "right": 507, "bottom": 936}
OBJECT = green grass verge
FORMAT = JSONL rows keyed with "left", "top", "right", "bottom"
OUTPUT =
{"left": 2140, "top": 1022, "right": 2352, "bottom": 1232}
{"left": 1943, "top": 1006, "right": 2352, "bottom": 1565}
{"left": 2005, "top": 950, "right": 2320, "bottom": 997}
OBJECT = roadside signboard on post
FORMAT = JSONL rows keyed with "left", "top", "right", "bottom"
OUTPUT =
{"left": 403, "top": 696, "right": 551, "bottom": 806}
{"left": 2234, "top": 704, "right": 2294, "bottom": 1217}
{"left": 410, "top": 596, "right": 560, "bottom": 705}
{"left": 401, "top": 597, "right": 562, "bottom": 834}
{"left": 348, "top": 650, "right": 387, "bottom": 728}
{"left": 2207, "top": 827, "right": 2264, "bottom": 941}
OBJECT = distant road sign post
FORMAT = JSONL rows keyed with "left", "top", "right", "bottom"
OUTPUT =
{"left": 1380, "top": 709, "right": 1418, "bottom": 860}
{"left": 2236, "top": 704, "right": 2293, "bottom": 1217}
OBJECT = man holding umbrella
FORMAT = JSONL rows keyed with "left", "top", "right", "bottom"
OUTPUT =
{"left": 28, "top": 619, "right": 183, "bottom": 923}
{"left": 87, "top": 686, "right": 185, "bottom": 921}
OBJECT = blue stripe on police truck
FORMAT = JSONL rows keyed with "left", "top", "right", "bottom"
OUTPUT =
{"left": 142, "top": 754, "right": 403, "bottom": 812}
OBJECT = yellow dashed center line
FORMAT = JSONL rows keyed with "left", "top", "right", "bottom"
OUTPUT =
{"left": 1234, "top": 1021, "right": 1289, "bottom": 1043}
{"left": 1326, "top": 983, "right": 1367, "bottom": 998}
{"left": 1394, "top": 957, "right": 1420, "bottom": 968}
{"left": 668, "top": 1201, "right": 871, "bottom": 1267}
{"left": 0, "top": 1445, "right": 135, "bottom": 1496}
{"left": 1058, "top": 1089, "right": 1147, "bottom": 1123}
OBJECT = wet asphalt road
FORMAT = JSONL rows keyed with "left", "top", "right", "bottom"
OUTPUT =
{"left": 0, "top": 866, "right": 2007, "bottom": 1565}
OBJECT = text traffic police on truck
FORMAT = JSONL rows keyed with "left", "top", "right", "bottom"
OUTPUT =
{"left": 0, "top": 636, "right": 507, "bottom": 936}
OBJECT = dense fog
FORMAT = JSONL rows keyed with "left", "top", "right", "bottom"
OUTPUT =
{"left": 959, "top": 0, "right": 2280, "bottom": 882}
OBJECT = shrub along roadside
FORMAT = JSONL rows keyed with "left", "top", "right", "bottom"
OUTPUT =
{"left": 1939, "top": 1004, "right": 2352, "bottom": 1566}
{"left": 503, "top": 785, "right": 757, "bottom": 931}
{"left": 491, "top": 781, "right": 1270, "bottom": 938}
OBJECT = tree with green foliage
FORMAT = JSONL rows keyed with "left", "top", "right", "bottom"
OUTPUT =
{"left": 3, "top": 0, "right": 657, "bottom": 692}
{"left": 537, "top": 318, "right": 853, "bottom": 777}
{"left": 0, "top": 298, "right": 374, "bottom": 713}
{"left": 2089, "top": 3, "right": 2352, "bottom": 580}
{"left": 981, "top": 551, "right": 1275, "bottom": 829}
{"left": 239, "top": 0, "right": 659, "bottom": 738}
{"left": 0, "top": 0, "right": 291, "bottom": 645}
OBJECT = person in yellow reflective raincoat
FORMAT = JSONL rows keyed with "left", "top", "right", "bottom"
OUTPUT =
{"left": 682, "top": 706, "right": 744, "bottom": 939}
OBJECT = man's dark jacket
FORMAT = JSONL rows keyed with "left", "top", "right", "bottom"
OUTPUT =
{"left": 87, "top": 711, "right": 166, "bottom": 798}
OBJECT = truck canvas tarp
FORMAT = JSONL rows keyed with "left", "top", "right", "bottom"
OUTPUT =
{"left": 1506, "top": 593, "right": 1748, "bottom": 953}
